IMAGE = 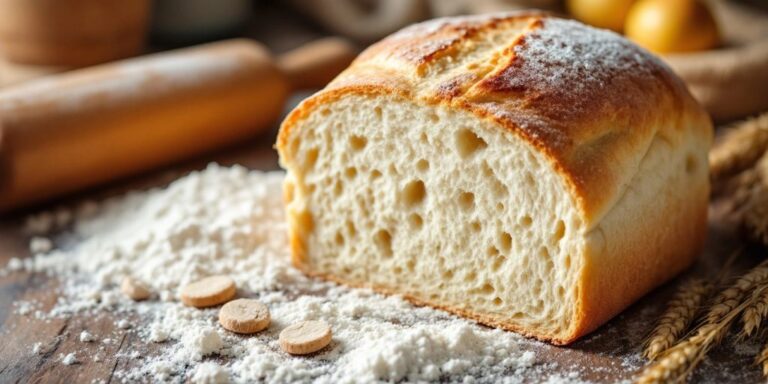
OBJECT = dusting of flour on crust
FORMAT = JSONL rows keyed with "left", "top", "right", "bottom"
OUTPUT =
{"left": 6, "top": 164, "right": 590, "bottom": 383}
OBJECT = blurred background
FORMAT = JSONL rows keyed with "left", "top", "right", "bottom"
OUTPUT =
{"left": 0, "top": 0, "right": 766, "bottom": 213}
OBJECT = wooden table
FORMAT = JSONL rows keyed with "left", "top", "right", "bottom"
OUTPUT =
{"left": 1, "top": 3, "right": 767, "bottom": 383}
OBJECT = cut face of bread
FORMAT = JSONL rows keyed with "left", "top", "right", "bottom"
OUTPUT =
{"left": 277, "top": 13, "right": 712, "bottom": 344}
{"left": 284, "top": 96, "right": 583, "bottom": 339}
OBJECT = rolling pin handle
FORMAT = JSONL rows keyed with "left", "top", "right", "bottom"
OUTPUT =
{"left": 276, "top": 37, "right": 357, "bottom": 91}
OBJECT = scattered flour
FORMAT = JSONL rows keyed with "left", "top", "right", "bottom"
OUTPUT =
{"left": 61, "top": 352, "right": 78, "bottom": 365}
{"left": 6, "top": 164, "right": 585, "bottom": 383}
{"left": 32, "top": 342, "right": 43, "bottom": 354}
{"left": 80, "top": 331, "right": 96, "bottom": 343}
{"left": 29, "top": 236, "right": 53, "bottom": 254}
{"left": 191, "top": 362, "right": 230, "bottom": 384}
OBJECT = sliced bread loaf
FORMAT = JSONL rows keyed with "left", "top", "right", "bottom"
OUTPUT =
{"left": 276, "top": 13, "right": 712, "bottom": 344}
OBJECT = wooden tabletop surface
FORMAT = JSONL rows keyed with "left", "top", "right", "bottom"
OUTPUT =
{"left": 1, "top": 3, "right": 767, "bottom": 383}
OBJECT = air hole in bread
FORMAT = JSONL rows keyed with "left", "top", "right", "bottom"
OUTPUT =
{"left": 419, "top": 132, "right": 429, "bottom": 143}
{"left": 455, "top": 128, "right": 487, "bottom": 158}
{"left": 370, "top": 169, "right": 382, "bottom": 179}
{"left": 685, "top": 154, "right": 698, "bottom": 174}
{"left": 333, "top": 180, "right": 343, "bottom": 196}
{"left": 465, "top": 271, "right": 477, "bottom": 282}
{"left": 344, "top": 167, "right": 358, "bottom": 179}
{"left": 374, "top": 106, "right": 382, "bottom": 118}
{"left": 499, "top": 232, "right": 512, "bottom": 253}
{"left": 406, "top": 260, "right": 416, "bottom": 271}
{"left": 394, "top": 266, "right": 403, "bottom": 274}
{"left": 320, "top": 108, "right": 331, "bottom": 116}
{"left": 335, "top": 232, "right": 345, "bottom": 246}
{"left": 373, "top": 229, "right": 393, "bottom": 257}
{"left": 564, "top": 255, "right": 572, "bottom": 269}
{"left": 402, "top": 180, "right": 426, "bottom": 207}
{"left": 304, "top": 148, "right": 319, "bottom": 170}
{"left": 429, "top": 113, "right": 440, "bottom": 123}
{"left": 554, "top": 220, "right": 566, "bottom": 241}
{"left": 349, "top": 135, "right": 367, "bottom": 151}
{"left": 346, "top": 221, "right": 357, "bottom": 237}
{"left": 481, "top": 283, "right": 495, "bottom": 294}
{"left": 416, "top": 159, "right": 430, "bottom": 171}
{"left": 388, "top": 164, "right": 399, "bottom": 176}
{"left": 521, "top": 215, "right": 533, "bottom": 227}
{"left": 482, "top": 162, "right": 508, "bottom": 197}
{"left": 525, "top": 172, "right": 535, "bottom": 187}
{"left": 557, "top": 286, "right": 566, "bottom": 299}
{"left": 443, "top": 269, "right": 454, "bottom": 279}
{"left": 470, "top": 221, "right": 481, "bottom": 232}
{"left": 491, "top": 254, "right": 506, "bottom": 271}
{"left": 458, "top": 191, "right": 475, "bottom": 211}
{"left": 408, "top": 213, "right": 424, "bottom": 229}
{"left": 306, "top": 183, "right": 316, "bottom": 193}
{"left": 492, "top": 297, "right": 503, "bottom": 306}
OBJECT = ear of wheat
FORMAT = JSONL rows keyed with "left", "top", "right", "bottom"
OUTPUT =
{"left": 637, "top": 285, "right": 768, "bottom": 383}
{"left": 741, "top": 278, "right": 768, "bottom": 338}
{"left": 643, "top": 278, "right": 712, "bottom": 360}
{"left": 709, "top": 112, "right": 768, "bottom": 181}
{"left": 704, "top": 259, "right": 768, "bottom": 324}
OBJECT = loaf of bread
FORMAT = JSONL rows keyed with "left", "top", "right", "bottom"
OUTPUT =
{"left": 276, "top": 13, "right": 712, "bottom": 344}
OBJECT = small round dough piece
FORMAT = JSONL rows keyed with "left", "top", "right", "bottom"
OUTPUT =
{"left": 180, "top": 275, "right": 236, "bottom": 308}
{"left": 279, "top": 320, "right": 332, "bottom": 355}
{"left": 121, "top": 277, "right": 151, "bottom": 301}
{"left": 219, "top": 299, "right": 271, "bottom": 334}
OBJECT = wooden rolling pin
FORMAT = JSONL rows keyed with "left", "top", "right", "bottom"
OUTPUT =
{"left": 0, "top": 37, "right": 356, "bottom": 212}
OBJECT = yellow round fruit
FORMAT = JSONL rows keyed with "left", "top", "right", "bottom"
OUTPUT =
{"left": 624, "top": 0, "right": 720, "bottom": 53}
{"left": 566, "top": 0, "right": 636, "bottom": 32}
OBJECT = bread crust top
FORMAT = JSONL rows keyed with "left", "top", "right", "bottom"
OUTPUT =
{"left": 279, "top": 13, "right": 712, "bottom": 226}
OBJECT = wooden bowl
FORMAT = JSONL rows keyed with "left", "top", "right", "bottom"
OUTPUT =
{"left": 0, "top": 0, "right": 151, "bottom": 67}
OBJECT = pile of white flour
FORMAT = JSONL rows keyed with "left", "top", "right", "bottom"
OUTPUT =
{"left": 5, "top": 164, "right": 583, "bottom": 383}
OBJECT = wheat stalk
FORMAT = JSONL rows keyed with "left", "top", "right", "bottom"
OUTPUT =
{"left": 741, "top": 276, "right": 768, "bottom": 338}
{"left": 643, "top": 278, "right": 713, "bottom": 360}
{"left": 710, "top": 112, "right": 768, "bottom": 181}
{"left": 637, "top": 285, "right": 768, "bottom": 383}
{"left": 704, "top": 259, "right": 768, "bottom": 324}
